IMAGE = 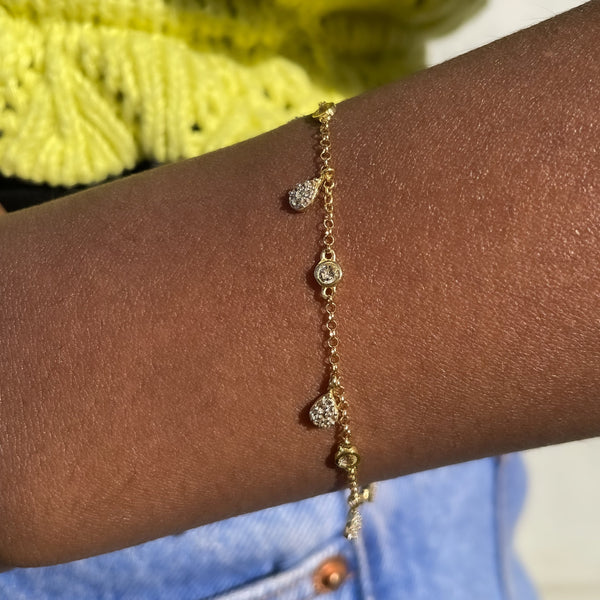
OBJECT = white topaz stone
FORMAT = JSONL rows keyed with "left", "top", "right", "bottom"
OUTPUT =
{"left": 314, "top": 260, "right": 342, "bottom": 286}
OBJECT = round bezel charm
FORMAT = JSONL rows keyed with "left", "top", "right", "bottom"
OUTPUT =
{"left": 335, "top": 445, "right": 360, "bottom": 470}
{"left": 314, "top": 259, "right": 342, "bottom": 287}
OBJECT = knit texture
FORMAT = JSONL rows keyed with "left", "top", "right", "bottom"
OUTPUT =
{"left": 0, "top": 0, "right": 483, "bottom": 187}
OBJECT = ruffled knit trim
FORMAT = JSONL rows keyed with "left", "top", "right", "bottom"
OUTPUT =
{"left": 0, "top": 0, "right": 483, "bottom": 186}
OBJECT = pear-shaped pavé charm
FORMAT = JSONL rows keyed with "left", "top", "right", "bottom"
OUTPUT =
{"left": 344, "top": 508, "right": 362, "bottom": 540}
{"left": 289, "top": 177, "right": 322, "bottom": 211}
{"left": 309, "top": 389, "right": 339, "bottom": 428}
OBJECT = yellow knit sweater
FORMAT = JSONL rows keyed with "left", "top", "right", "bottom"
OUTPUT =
{"left": 0, "top": 0, "right": 483, "bottom": 187}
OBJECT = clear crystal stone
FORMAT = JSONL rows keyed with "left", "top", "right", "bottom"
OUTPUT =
{"left": 314, "top": 260, "right": 342, "bottom": 286}
{"left": 337, "top": 454, "right": 354, "bottom": 469}
{"left": 309, "top": 390, "right": 339, "bottom": 428}
{"left": 335, "top": 445, "right": 359, "bottom": 470}
{"left": 289, "top": 178, "right": 321, "bottom": 211}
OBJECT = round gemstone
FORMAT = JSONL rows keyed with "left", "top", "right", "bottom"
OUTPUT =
{"left": 336, "top": 453, "right": 357, "bottom": 469}
{"left": 335, "top": 445, "right": 359, "bottom": 470}
{"left": 314, "top": 260, "right": 342, "bottom": 286}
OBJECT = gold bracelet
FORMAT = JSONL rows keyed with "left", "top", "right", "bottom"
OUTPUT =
{"left": 288, "top": 101, "right": 374, "bottom": 540}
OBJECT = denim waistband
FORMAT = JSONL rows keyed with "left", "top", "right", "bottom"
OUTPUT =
{"left": 0, "top": 455, "right": 538, "bottom": 599}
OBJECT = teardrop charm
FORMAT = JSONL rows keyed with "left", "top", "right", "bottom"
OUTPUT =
{"left": 309, "top": 389, "right": 339, "bottom": 428}
{"left": 288, "top": 177, "right": 322, "bottom": 211}
{"left": 344, "top": 508, "right": 362, "bottom": 540}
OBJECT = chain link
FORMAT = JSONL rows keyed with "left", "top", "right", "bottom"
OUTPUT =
{"left": 289, "top": 102, "right": 375, "bottom": 539}
{"left": 313, "top": 103, "right": 368, "bottom": 527}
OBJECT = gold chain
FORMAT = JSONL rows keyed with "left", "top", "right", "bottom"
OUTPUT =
{"left": 288, "top": 101, "right": 374, "bottom": 540}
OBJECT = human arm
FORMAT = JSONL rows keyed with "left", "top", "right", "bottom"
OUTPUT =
{"left": 1, "top": 0, "right": 600, "bottom": 567}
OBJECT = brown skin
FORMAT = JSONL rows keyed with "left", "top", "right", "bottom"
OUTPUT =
{"left": 1, "top": 0, "right": 600, "bottom": 568}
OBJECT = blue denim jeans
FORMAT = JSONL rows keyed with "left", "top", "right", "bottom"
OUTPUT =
{"left": 0, "top": 454, "right": 537, "bottom": 599}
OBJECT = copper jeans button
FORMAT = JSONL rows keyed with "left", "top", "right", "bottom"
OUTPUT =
{"left": 312, "top": 554, "right": 349, "bottom": 593}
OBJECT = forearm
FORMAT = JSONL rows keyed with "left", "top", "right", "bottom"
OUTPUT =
{"left": 1, "top": 0, "right": 600, "bottom": 567}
